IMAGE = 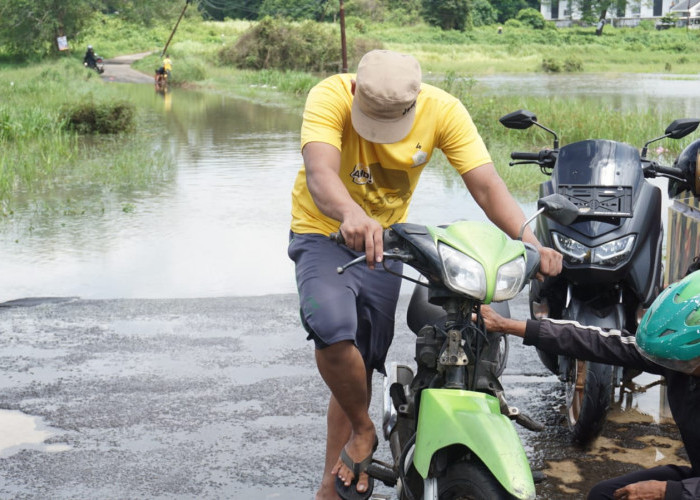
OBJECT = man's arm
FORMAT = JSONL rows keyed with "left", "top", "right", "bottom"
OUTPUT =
{"left": 480, "top": 306, "right": 663, "bottom": 374}
{"left": 461, "top": 163, "right": 562, "bottom": 277}
{"left": 302, "top": 141, "right": 384, "bottom": 268}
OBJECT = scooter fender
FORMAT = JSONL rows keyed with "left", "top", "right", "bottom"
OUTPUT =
{"left": 413, "top": 388, "right": 535, "bottom": 499}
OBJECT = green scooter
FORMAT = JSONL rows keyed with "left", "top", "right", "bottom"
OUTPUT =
{"left": 333, "top": 194, "right": 578, "bottom": 499}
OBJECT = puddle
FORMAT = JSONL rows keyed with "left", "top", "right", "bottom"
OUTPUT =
{"left": 0, "top": 409, "right": 71, "bottom": 458}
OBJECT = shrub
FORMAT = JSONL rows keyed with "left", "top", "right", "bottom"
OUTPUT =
{"left": 504, "top": 19, "right": 523, "bottom": 29}
{"left": 542, "top": 56, "right": 583, "bottom": 73}
{"left": 219, "top": 17, "right": 341, "bottom": 72}
{"left": 564, "top": 56, "right": 583, "bottom": 72}
{"left": 516, "top": 8, "right": 546, "bottom": 30}
{"left": 62, "top": 101, "right": 135, "bottom": 134}
{"left": 541, "top": 57, "right": 562, "bottom": 72}
{"left": 639, "top": 20, "right": 655, "bottom": 31}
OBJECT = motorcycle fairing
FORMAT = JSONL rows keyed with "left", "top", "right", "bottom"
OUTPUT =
{"left": 536, "top": 139, "right": 664, "bottom": 303}
{"left": 428, "top": 221, "right": 526, "bottom": 304}
{"left": 413, "top": 388, "right": 535, "bottom": 500}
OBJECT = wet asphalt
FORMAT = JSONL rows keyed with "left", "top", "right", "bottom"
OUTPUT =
{"left": 0, "top": 292, "right": 688, "bottom": 499}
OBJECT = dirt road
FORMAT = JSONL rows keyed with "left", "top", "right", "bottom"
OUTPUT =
{"left": 101, "top": 52, "right": 155, "bottom": 84}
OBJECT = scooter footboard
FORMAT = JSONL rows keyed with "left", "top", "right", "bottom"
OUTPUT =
{"left": 413, "top": 388, "right": 535, "bottom": 499}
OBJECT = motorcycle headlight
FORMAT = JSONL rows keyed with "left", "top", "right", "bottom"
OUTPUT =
{"left": 493, "top": 256, "right": 527, "bottom": 302}
{"left": 438, "top": 242, "right": 486, "bottom": 300}
{"left": 552, "top": 232, "right": 636, "bottom": 267}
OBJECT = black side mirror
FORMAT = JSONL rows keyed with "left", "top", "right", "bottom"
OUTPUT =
{"left": 499, "top": 110, "right": 538, "bottom": 130}
{"left": 519, "top": 194, "right": 578, "bottom": 240}
{"left": 665, "top": 118, "right": 700, "bottom": 140}
{"left": 538, "top": 194, "right": 580, "bottom": 226}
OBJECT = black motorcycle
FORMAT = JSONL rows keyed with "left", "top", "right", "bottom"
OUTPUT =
{"left": 84, "top": 56, "right": 105, "bottom": 74}
{"left": 500, "top": 109, "right": 700, "bottom": 444}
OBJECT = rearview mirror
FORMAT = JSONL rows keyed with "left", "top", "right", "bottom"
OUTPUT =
{"left": 519, "top": 194, "right": 579, "bottom": 240}
{"left": 499, "top": 110, "right": 538, "bottom": 130}
{"left": 665, "top": 118, "right": 700, "bottom": 140}
{"left": 538, "top": 194, "right": 580, "bottom": 226}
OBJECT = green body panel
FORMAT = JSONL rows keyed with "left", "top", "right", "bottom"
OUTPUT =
{"left": 413, "top": 389, "right": 536, "bottom": 500}
{"left": 428, "top": 221, "right": 526, "bottom": 303}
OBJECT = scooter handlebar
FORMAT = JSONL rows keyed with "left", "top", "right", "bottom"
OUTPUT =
{"left": 510, "top": 151, "right": 542, "bottom": 161}
{"left": 329, "top": 231, "right": 345, "bottom": 245}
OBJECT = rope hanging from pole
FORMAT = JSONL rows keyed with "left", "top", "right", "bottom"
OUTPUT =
{"left": 161, "top": 0, "right": 191, "bottom": 58}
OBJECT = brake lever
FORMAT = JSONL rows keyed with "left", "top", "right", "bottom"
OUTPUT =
{"left": 336, "top": 255, "right": 367, "bottom": 274}
{"left": 508, "top": 160, "right": 538, "bottom": 167}
{"left": 336, "top": 252, "right": 413, "bottom": 274}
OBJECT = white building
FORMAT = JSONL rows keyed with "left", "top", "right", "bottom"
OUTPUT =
{"left": 540, "top": 0, "right": 684, "bottom": 27}
{"left": 668, "top": 0, "right": 700, "bottom": 27}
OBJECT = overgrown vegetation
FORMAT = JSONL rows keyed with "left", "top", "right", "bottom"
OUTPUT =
{"left": 3, "top": 6, "right": 700, "bottom": 205}
{"left": 0, "top": 59, "right": 171, "bottom": 206}
{"left": 63, "top": 101, "right": 135, "bottom": 134}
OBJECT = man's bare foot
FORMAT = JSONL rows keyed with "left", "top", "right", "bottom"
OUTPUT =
{"left": 331, "top": 426, "right": 376, "bottom": 495}
{"left": 315, "top": 480, "right": 342, "bottom": 500}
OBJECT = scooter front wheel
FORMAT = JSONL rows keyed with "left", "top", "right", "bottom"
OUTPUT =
{"left": 565, "top": 359, "right": 613, "bottom": 444}
{"left": 438, "top": 461, "right": 517, "bottom": 500}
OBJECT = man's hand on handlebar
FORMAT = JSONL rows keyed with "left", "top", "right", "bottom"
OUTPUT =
{"left": 536, "top": 246, "right": 563, "bottom": 280}
{"left": 339, "top": 212, "right": 384, "bottom": 269}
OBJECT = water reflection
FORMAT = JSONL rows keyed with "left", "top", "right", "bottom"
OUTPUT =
{"left": 0, "top": 409, "right": 71, "bottom": 458}
{"left": 0, "top": 74, "right": 697, "bottom": 300}
{"left": 476, "top": 73, "right": 700, "bottom": 116}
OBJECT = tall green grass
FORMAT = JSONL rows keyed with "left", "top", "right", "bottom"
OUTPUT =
{"left": 0, "top": 58, "right": 173, "bottom": 209}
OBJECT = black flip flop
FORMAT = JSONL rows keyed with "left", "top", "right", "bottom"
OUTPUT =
{"left": 334, "top": 438, "right": 378, "bottom": 500}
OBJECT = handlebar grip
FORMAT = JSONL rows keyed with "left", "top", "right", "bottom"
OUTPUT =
{"left": 510, "top": 152, "right": 542, "bottom": 161}
{"left": 655, "top": 165, "right": 685, "bottom": 179}
{"left": 329, "top": 232, "right": 345, "bottom": 245}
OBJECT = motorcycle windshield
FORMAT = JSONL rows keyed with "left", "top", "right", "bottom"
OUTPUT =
{"left": 553, "top": 140, "right": 643, "bottom": 191}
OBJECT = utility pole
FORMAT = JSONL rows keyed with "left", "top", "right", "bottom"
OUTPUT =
{"left": 340, "top": 0, "right": 348, "bottom": 73}
{"left": 162, "top": 0, "right": 191, "bottom": 58}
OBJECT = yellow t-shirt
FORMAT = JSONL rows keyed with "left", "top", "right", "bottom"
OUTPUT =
{"left": 291, "top": 73, "right": 492, "bottom": 235}
{"left": 163, "top": 58, "right": 172, "bottom": 71}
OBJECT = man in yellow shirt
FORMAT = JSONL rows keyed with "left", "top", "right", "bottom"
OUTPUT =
{"left": 288, "top": 49, "right": 562, "bottom": 500}
{"left": 162, "top": 54, "right": 172, "bottom": 80}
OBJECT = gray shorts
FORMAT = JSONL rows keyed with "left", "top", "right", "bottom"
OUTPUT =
{"left": 288, "top": 232, "right": 403, "bottom": 374}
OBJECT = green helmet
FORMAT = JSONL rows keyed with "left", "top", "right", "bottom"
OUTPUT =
{"left": 636, "top": 270, "right": 700, "bottom": 374}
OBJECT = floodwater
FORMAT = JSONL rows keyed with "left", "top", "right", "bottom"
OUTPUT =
{"left": 3, "top": 72, "right": 700, "bottom": 301}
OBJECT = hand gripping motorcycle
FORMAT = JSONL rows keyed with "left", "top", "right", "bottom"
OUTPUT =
{"left": 332, "top": 194, "right": 578, "bottom": 500}
{"left": 500, "top": 109, "right": 700, "bottom": 444}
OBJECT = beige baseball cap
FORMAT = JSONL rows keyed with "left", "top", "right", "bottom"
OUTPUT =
{"left": 351, "top": 50, "right": 421, "bottom": 144}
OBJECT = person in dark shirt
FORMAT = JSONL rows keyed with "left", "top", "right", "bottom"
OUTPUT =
{"left": 481, "top": 270, "right": 700, "bottom": 500}
{"left": 83, "top": 45, "right": 97, "bottom": 68}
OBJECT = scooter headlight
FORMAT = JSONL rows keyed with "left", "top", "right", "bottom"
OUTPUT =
{"left": 493, "top": 256, "right": 527, "bottom": 302}
{"left": 438, "top": 242, "right": 486, "bottom": 300}
{"left": 552, "top": 232, "right": 636, "bottom": 267}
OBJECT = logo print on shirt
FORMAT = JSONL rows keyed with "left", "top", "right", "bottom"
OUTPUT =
{"left": 412, "top": 150, "right": 428, "bottom": 167}
{"left": 350, "top": 163, "right": 373, "bottom": 185}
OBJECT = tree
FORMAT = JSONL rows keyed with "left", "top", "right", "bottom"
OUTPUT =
{"left": 489, "top": 0, "right": 539, "bottom": 23}
{"left": 102, "top": 0, "right": 186, "bottom": 25}
{"left": 0, "top": 0, "right": 101, "bottom": 57}
{"left": 258, "top": 0, "right": 327, "bottom": 20}
{"left": 471, "top": 0, "right": 498, "bottom": 26}
{"left": 198, "top": 0, "right": 263, "bottom": 21}
{"left": 516, "top": 7, "right": 546, "bottom": 29}
{"left": 421, "top": 0, "right": 470, "bottom": 31}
